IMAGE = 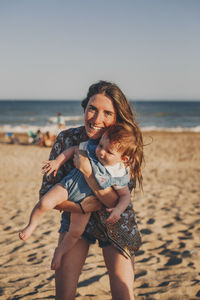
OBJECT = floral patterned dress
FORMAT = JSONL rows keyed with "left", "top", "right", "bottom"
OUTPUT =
{"left": 39, "top": 126, "right": 141, "bottom": 258}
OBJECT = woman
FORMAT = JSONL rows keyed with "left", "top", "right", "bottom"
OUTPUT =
{"left": 39, "top": 80, "right": 144, "bottom": 300}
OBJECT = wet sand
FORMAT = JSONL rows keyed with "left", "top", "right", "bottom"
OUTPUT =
{"left": 0, "top": 131, "right": 200, "bottom": 299}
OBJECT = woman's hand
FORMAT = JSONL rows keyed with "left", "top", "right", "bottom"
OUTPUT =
{"left": 81, "top": 195, "right": 102, "bottom": 213}
{"left": 73, "top": 149, "right": 92, "bottom": 176}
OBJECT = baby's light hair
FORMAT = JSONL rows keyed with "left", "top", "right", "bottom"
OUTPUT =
{"left": 104, "top": 123, "right": 143, "bottom": 189}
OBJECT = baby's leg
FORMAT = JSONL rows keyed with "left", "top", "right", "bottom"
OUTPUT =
{"left": 19, "top": 184, "right": 68, "bottom": 241}
{"left": 51, "top": 212, "right": 91, "bottom": 270}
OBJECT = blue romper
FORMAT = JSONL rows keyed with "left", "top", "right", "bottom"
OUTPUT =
{"left": 60, "top": 139, "right": 130, "bottom": 203}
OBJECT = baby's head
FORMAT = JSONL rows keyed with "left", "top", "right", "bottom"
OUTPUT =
{"left": 95, "top": 124, "right": 137, "bottom": 167}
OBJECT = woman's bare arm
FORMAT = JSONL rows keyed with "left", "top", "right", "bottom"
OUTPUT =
{"left": 73, "top": 149, "right": 118, "bottom": 208}
{"left": 83, "top": 172, "right": 118, "bottom": 208}
{"left": 54, "top": 195, "right": 102, "bottom": 213}
{"left": 54, "top": 201, "right": 82, "bottom": 213}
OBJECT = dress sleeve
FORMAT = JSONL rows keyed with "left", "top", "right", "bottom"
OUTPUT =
{"left": 39, "top": 132, "right": 66, "bottom": 198}
{"left": 39, "top": 126, "right": 88, "bottom": 199}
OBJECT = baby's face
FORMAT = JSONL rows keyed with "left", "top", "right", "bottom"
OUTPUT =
{"left": 95, "top": 133, "right": 122, "bottom": 166}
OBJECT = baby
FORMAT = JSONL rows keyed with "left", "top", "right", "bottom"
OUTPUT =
{"left": 19, "top": 124, "right": 136, "bottom": 270}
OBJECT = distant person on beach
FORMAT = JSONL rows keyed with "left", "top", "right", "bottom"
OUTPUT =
{"left": 21, "top": 81, "right": 143, "bottom": 299}
{"left": 5, "top": 132, "right": 19, "bottom": 144}
{"left": 28, "top": 129, "right": 43, "bottom": 145}
{"left": 19, "top": 124, "right": 136, "bottom": 271}
{"left": 56, "top": 112, "right": 66, "bottom": 130}
{"left": 34, "top": 129, "right": 43, "bottom": 145}
{"left": 39, "top": 131, "right": 56, "bottom": 147}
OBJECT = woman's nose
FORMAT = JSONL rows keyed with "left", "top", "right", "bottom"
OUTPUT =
{"left": 93, "top": 112, "right": 103, "bottom": 124}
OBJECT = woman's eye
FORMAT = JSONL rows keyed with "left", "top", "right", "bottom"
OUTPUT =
{"left": 105, "top": 111, "right": 112, "bottom": 116}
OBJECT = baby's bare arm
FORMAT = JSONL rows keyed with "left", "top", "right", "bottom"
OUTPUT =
{"left": 42, "top": 146, "right": 78, "bottom": 177}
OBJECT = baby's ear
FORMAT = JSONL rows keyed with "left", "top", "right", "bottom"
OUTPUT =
{"left": 122, "top": 155, "right": 129, "bottom": 163}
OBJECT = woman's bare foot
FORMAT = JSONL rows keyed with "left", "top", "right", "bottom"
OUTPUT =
{"left": 19, "top": 225, "right": 36, "bottom": 241}
{"left": 51, "top": 247, "right": 64, "bottom": 270}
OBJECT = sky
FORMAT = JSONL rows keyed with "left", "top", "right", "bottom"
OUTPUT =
{"left": 0, "top": 0, "right": 200, "bottom": 100}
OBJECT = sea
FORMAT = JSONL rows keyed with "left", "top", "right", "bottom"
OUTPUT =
{"left": 0, "top": 100, "right": 200, "bottom": 134}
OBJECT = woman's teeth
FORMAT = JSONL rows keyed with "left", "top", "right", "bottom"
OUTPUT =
{"left": 90, "top": 125, "right": 102, "bottom": 130}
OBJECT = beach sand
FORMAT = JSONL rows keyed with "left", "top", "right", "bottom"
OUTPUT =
{"left": 0, "top": 131, "right": 200, "bottom": 299}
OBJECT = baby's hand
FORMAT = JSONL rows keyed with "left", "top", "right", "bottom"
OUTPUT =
{"left": 42, "top": 160, "right": 59, "bottom": 177}
{"left": 106, "top": 207, "right": 121, "bottom": 225}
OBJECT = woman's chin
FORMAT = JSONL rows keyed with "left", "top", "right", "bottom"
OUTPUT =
{"left": 87, "top": 128, "right": 103, "bottom": 140}
{"left": 87, "top": 132, "right": 101, "bottom": 140}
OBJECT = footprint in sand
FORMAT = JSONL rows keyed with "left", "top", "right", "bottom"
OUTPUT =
{"left": 165, "top": 256, "right": 182, "bottom": 266}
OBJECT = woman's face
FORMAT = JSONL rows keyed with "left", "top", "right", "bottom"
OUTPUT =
{"left": 84, "top": 94, "right": 117, "bottom": 140}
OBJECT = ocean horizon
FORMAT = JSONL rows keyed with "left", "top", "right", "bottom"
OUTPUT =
{"left": 0, "top": 100, "right": 200, "bottom": 134}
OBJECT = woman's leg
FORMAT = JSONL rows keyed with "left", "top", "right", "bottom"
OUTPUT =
{"left": 19, "top": 184, "right": 68, "bottom": 240}
{"left": 103, "top": 245, "right": 135, "bottom": 300}
{"left": 51, "top": 212, "right": 91, "bottom": 270}
{"left": 55, "top": 233, "right": 89, "bottom": 300}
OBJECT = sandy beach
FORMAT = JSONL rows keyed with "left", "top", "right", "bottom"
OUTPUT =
{"left": 0, "top": 131, "right": 200, "bottom": 300}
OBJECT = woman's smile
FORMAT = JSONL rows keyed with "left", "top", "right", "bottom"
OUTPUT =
{"left": 89, "top": 124, "right": 103, "bottom": 130}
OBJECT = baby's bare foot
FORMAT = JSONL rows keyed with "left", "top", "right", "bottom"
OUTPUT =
{"left": 19, "top": 225, "right": 35, "bottom": 241}
{"left": 51, "top": 247, "right": 64, "bottom": 270}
